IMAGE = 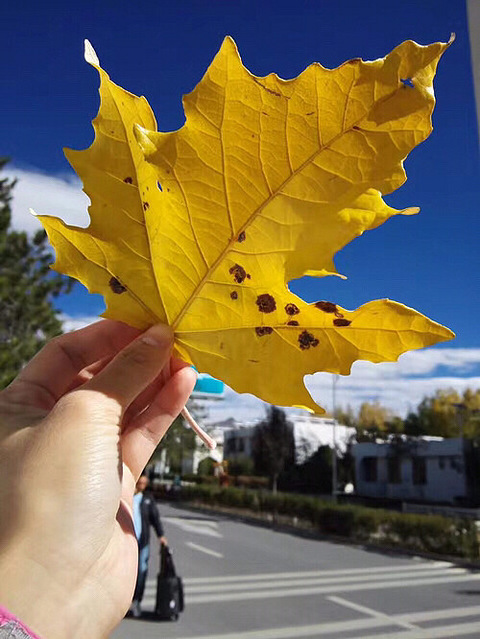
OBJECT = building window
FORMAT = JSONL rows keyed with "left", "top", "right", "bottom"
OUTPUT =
{"left": 238, "top": 438, "right": 245, "bottom": 452}
{"left": 226, "top": 438, "right": 236, "bottom": 454}
{"left": 412, "top": 457, "right": 427, "bottom": 485}
{"left": 387, "top": 457, "right": 401, "bottom": 484}
{"left": 362, "top": 457, "right": 377, "bottom": 482}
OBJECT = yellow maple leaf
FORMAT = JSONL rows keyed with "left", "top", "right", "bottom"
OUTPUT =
{"left": 39, "top": 37, "right": 455, "bottom": 413}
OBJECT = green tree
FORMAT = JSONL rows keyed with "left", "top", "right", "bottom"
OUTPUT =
{"left": 252, "top": 406, "right": 295, "bottom": 494}
{"left": 356, "top": 401, "right": 392, "bottom": 441}
{"left": 154, "top": 414, "right": 196, "bottom": 475}
{"left": 405, "top": 388, "right": 480, "bottom": 439}
{"left": 0, "top": 159, "right": 74, "bottom": 388}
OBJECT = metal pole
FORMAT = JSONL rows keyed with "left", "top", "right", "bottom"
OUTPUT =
{"left": 332, "top": 374, "right": 338, "bottom": 502}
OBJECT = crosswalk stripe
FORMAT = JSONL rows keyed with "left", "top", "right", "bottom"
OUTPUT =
{"left": 164, "top": 517, "right": 222, "bottom": 538}
{"left": 182, "top": 561, "right": 451, "bottom": 584}
{"left": 142, "top": 571, "right": 480, "bottom": 603}
{"left": 183, "top": 572, "right": 480, "bottom": 604}
{"left": 141, "top": 565, "right": 462, "bottom": 595}
{"left": 186, "top": 541, "right": 224, "bottom": 558}
{"left": 357, "top": 619, "right": 480, "bottom": 639}
{"left": 184, "top": 567, "right": 465, "bottom": 594}
{"left": 122, "top": 606, "right": 480, "bottom": 639}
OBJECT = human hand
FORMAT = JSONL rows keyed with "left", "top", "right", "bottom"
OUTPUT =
{"left": 159, "top": 536, "right": 168, "bottom": 546}
{"left": 0, "top": 320, "right": 196, "bottom": 639}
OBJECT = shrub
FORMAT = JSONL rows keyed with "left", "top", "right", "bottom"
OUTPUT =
{"left": 175, "top": 484, "right": 479, "bottom": 559}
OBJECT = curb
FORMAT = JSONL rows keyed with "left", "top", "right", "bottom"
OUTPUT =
{"left": 163, "top": 498, "right": 480, "bottom": 571}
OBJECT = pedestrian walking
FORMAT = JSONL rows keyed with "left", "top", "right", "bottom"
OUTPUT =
{"left": 130, "top": 474, "right": 167, "bottom": 618}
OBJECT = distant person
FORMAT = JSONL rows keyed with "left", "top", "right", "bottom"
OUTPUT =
{"left": 131, "top": 474, "right": 168, "bottom": 618}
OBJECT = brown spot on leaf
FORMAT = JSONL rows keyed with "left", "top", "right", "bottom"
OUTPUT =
{"left": 249, "top": 359, "right": 259, "bottom": 363}
{"left": 262, "top": 111, "right": 269, "bottom": 116}
{"left": 109, "top": 276, "right": 127, "bottom": 294}
{"left": 255, "top": 326, "right": 273, "bottom": 336}
{"left": 230, "top": 291, "right": 238, "bottom": 300}
{"left": 123, "top": 177, "right": 133, "bottom": 184}
{"left": 256, "top": 294, "right": 276, "bottom": 313}
{"left": 285, "top": 303, "right": 300, "bottom": 316}
{"left": 315, "top": 300, "right": 344, "bottom": 319}
{"left": 143, "top": 202, "right": 149, "bottom": 211}
{"left": 298, "top": 330, "right": 319, "bottom": 350}
{"left": 229, "top": 264, "right": 247, "bottom": 283}
{"left": 287, "top": 320, "right": 299, "bottom": 326}
{"left": 237, "top": 231, "right": 246, "bottom": 243}
{"left": 353, "top": 126, "right": 361, "bottom": 130}
{"left": 306, "top": 111, "right": 315, "bottom": 116}
{"left": 315, "top": 300, "right": 337, "bottom": 313}
{"left": 333, "top": 318, "right": 351, "bottom": 327}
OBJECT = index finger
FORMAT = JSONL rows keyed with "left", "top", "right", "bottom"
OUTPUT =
{"left": 7, "top": 319, "right": 142, "bottom": 409}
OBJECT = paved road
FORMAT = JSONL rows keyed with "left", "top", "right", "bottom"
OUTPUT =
{"left": 112, "top": 501, "right": 480, "bottom": 638}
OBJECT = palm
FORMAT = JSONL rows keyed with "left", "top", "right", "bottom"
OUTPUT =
{"left": 0, "top": 320, "right": 196, "bottom": 638}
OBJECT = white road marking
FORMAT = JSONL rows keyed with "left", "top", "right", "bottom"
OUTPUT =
{"left": 184, "top": 571, "right": 480, "bottom": 604}
{"left": 186, "top": 541, "right": 223, "bottom": 558}
{"left": 186, "top": 567, "right": 465, "bottom": 593}
{"left": 138, "top": 584, "right": 480, "bottom": 639}
{"left": 183, "top": 561, "right": 452, "bottom": 584}
{"left": 327, "top": 595, "right": 418, "bottom": 631}
{"left": 397, "top": 604, "right": 480, "bottom": 623}
{"left": 164, "top": 517, "right": 222, "bottom": 538}
{"left": 127, "top": 608, "right": 480, "bottom": 639}
{"left": 357, "top": 619, "right": 480, "bottom": 639}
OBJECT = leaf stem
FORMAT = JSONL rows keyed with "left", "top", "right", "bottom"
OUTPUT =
{"left": 181, "top": 406, "right": 217, "bottom": 450}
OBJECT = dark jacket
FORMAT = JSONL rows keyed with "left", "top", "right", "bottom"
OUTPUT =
{"left": 137, "top": 490, "right": 164, "bottom": 549}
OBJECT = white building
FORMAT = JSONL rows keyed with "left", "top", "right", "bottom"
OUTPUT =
{"left": 222, "top": 414, "right": 355, "bottom": 465}
{"left": 353, "top": 438, "right": 471, "bottom": 505}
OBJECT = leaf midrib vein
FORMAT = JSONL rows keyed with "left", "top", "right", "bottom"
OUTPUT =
{"left": 172, "top": 75, "right": 416, "bottom": 331}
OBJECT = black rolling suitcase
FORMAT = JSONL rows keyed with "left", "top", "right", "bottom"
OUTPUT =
{"left": 155, "top": 544, "right": 184, "bottom": 621}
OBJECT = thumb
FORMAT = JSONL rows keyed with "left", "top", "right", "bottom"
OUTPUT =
{"left": 82, "top": 324, "right": 174, "bottom": 411}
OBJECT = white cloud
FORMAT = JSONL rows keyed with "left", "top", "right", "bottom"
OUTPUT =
{"left": 208, "top": 349, "right": 480, "bottom": 423}
{"left": 5, "top": 165, "right": 90, "bottom": 233}
{"left": 60, "top": 315, "right": 101, "bottom": 332}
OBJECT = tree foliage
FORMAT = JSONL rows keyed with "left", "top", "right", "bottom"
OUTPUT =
{"left": 332, "top": 388, "right": 480, "bottom": 441}
{"left": 404, "top": 388, "right": 480, "bottom": 439}
{"left": 0, "top": 159, "right": 73, "bottom": 388}
{"left": 252, "top": 406, "right": 295, "bottom": 492}
{"left": 154, "top": 414, "right": 196, "bottom": 475}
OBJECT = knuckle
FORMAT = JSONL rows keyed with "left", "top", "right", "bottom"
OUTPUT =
{"left": 118, "top": 343, "right": 156, "bottom": 369}
{"left": 55, "top": 389, "right": 121, "bottom": 424}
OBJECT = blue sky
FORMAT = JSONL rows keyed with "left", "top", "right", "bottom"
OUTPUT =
{"left": 2, "top": 0, "right": 479, "bottom": 418}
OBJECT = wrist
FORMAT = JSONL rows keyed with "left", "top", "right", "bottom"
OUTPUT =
{"left": 0, "top": 605, "right": 42, "bottom": 639}
{"left": 0, "top": 547, "right": 92, "bottom": 639}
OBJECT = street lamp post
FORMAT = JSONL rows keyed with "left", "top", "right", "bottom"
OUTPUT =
{"left": 332, "top": 374, "right": 339, "bottom": 503}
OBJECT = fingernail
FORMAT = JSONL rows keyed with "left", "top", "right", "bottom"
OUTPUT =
{"left": 140, "top": 324, "right": 173, "bottom": 347}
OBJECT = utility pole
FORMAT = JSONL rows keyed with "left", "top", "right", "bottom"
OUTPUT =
{"left": 332, "top": 374, "right": 339, "bottom": 502}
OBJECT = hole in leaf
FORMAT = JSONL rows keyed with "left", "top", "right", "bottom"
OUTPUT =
{"left": 157, "top": 181, "right": 163, "bottom": 191}
{"left": 401, "top": 78, "right": 414, "bottom": 88}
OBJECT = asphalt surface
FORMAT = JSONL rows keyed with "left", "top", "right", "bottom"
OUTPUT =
{"left": 112, "top": 501, "right": 480, "bottom": 638}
